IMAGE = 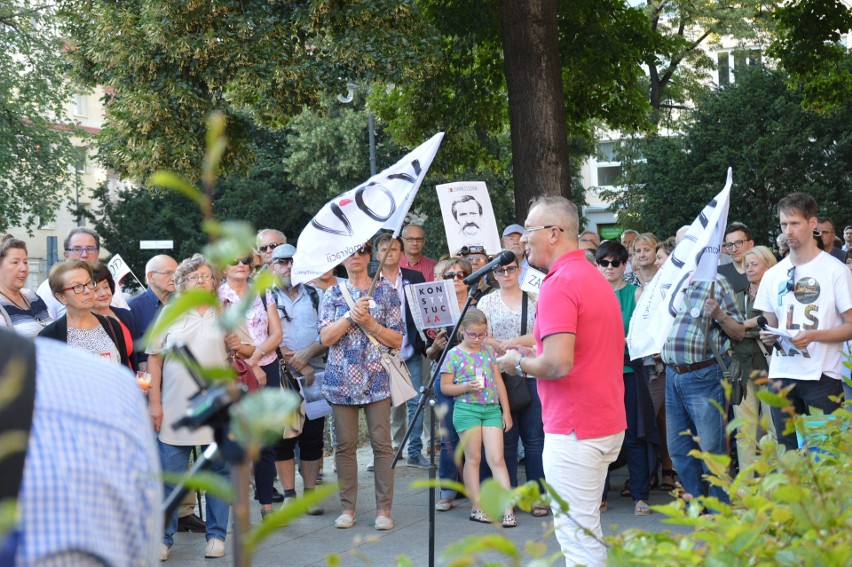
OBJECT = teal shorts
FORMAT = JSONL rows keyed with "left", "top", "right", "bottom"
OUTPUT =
{"left": 452, "top": 401, "right": 503, "bottom": 432}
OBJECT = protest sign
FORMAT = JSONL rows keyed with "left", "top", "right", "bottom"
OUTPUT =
{"left": 435, "top": 181, "right": 502, "bottom": 256}
{"left": 405, "top": 280, "right": 460, "bottom": 331}
{"left": 520, "top": 267, "right": 546, "bottom": 294}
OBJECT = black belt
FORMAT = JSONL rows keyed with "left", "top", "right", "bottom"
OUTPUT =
{"left": 671, "top": 358, "right": 717, "bottom": 374}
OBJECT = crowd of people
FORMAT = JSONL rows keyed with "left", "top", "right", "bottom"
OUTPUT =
{"left": 1, "top": 192, "right": 850, "bottom": 566}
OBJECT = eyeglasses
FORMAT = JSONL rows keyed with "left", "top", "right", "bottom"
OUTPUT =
{"left": 62, "top": 280, "right": 96, "bottom": 294}
{"left": 150, "top": 270, "right": 175, "bottom": 277}
{"left": 464, "top": 331, "right": 487, "bottom": 340}
{"left": 722, "top": 239, "right": 750, "bottom": 251}
{"left": 272, "top": 258, "right": 293, "bottom": 266}
{"left": 403, "top": 237, "right": 425, "bottom": 243}
{"left": 185, "top": 273, "right": 214, "bottom": 284}
{"left": 443, "top": 271, "right": 468, "bottom": 281}
{"left": 524, "top": 225, "right": 565, "bottom": 234}
{"left": 351, "top": 246, "right": 371, "bottom": 257}
{"left": 231, "top": 257, "right": 252, "bottom": 266}
{"left": 785, "top": 266, "right": 796, "bottom": 294}
{"left": 493, "top": 266, "right": 519, "bottom": 276}
{"left": 65, "top": 246, "right": 99, "bottom": 256}
{"left": 598, "top": 259, "right": 623, "bottom": 268}
{"left": 258, "top": 242, "right": 282, "bottom": 253}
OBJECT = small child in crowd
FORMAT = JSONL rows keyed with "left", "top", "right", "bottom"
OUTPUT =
{"left": 439, "top": 309, "right": 516, "bottom": 527}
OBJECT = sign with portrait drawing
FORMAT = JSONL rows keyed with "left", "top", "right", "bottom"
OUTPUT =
{"left": 435, "top": 181, "right": 502, "bottom": 256}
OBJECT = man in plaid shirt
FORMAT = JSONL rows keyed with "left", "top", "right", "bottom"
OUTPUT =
{"left": 661, "top": 276, "right": 743, "bottom": 504}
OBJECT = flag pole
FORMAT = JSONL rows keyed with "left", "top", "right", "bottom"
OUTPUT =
{"left": 703, "top": 281, "right": 716, "bottom": 354}
{"left": 367, "top": 238, "right": 393, "bottom": 296}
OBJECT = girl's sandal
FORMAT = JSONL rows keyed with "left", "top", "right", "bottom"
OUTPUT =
{"left": 469, "top": 509, "right": 491, "bottom": 524}
{"left": 531, "top": 506, "right": 550, "bottom": 517}
{"left": 501, "top": 513, "right": 517, "bottom": 528}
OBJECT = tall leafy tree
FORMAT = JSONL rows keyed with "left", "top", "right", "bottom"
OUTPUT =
{"left": 0, "top": 0, "right": 79, "bottom": 233}
{"left": 605, "top": 65, "right": 851, "bottom": 243}
{"left": 59, "top": 0, "right": 440, "bottom": 181}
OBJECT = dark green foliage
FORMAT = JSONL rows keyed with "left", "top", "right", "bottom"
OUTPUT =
{"left": 605, "top": 66, "right": 851, "bottom": 244}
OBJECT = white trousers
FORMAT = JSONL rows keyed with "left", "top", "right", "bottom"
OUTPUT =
{"left": 543, "top": 431, "right": 624, "bottom": 567}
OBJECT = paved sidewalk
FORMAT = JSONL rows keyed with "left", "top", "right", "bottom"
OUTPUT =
{"left": 164, "top": 447, "right": 686, "bottom": 565}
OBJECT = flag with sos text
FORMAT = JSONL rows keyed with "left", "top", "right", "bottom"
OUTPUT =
{"left": 291, "top": 133, "right": 444, "bottom": 285}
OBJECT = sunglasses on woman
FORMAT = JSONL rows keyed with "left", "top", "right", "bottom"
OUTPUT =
{"left": 231, "top": 257, "right": 252, "bottom": 266}
{"left": 443, "top": 271, "right": 468, "bottom": 281}
{"left": 351, "top": 246, "right": 371, "bottom": 257}
{"left": 598, "top": 260, "right": 623, "bottom": 268}
{"left": 493, "top": 266, "right": 518, "bottom": 276}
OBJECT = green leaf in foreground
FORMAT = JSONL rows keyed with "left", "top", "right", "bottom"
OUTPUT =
{"left": 148, "top": 170, "right": 208, "bottom": 208}
{"left": 229, "top": 388, "right": 301, "bottom": 451}
{"left": 160, "top": 470, "right": 234, "bottom": 503}
{"left": 244, "top": 483, "right": 337, "bottom": 549}
{"left": 141, "top": 289, "right": 220, "bottom": 353}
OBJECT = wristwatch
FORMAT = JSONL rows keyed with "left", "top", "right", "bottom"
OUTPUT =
{"left": 344, "top": 311, "right": 352, "bottom": 322}
{"left": 514, "top": 356, "right": 527, "bottom": 378}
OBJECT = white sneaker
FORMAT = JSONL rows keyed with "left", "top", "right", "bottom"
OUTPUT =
{"left": 374, "top": 515, "right": 394, "bottom": 530}
{"left": 160, "top": 543, "right": 170, "bottom": 561}
{"left": 204, "top": 538, "right": 226, "bottom": 558}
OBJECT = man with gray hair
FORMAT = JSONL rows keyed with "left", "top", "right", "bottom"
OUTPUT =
{"left": 37, "top": 227, "right": 129, "bottom": 319}
{"left": 128, "top": 255, "right": 178, "bottom": 371}
{"left": 257, "top": 228, "right": 287, "bottom": 267}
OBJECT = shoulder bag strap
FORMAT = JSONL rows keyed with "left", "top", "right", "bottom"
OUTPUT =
{"left": 0, "top": 302, "right": 13, "bottom": 329}
{"left": 520, "top": 292, "right": 528, "bottom": 335}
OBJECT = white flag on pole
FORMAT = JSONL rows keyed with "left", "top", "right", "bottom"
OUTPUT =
{"left": 107, "top": 254, "right": 132, "bottom": 284}
{"left": 291, "top": 133, "right": 444, "bottom": 286}
{"left": 627, "top": 168, "right": 733, "bottom": 360}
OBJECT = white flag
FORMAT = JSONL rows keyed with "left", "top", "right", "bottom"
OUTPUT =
{"left": 627, "top": 168, "right": 733, "bottom": 360}
{"left": 291, "top": 133, "right": 444, "bottom": 285}
{"left": 107, "top": 254, "right": 132, "bottom": 284}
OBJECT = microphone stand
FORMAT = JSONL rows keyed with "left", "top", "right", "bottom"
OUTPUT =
{"left": 391, "top": 278, "right": 482, "bottom": 567}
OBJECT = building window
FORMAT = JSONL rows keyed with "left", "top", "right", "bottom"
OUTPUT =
{"left": 597, "top": 165, "right": 622, "bottom": 187}
{"left": 718, "top": 52, "right": 731, "bottom": 86}
{"left": 74, "top": 93, "right": 88, "bottom": 117}
{"left": 72, "top": 147, "right": 88, "bottom": 173}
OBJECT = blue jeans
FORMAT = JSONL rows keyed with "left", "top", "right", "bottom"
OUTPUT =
{"left": 404, "top": 354, "right": 425, "bottom": 459}
{"left": 665, "top": 363, "right": 729, "bottom": 503}
{"left": 769, "top": 374, "right": 843, "bottom": 450}
{"left": 433, "top": 362, "right": 460, "bottom": 500}
{"left": 159, "top": 441, "right": 231, "bottom": 546}
{"left": 503, "top": 378, "right": 545, "bottom": 490}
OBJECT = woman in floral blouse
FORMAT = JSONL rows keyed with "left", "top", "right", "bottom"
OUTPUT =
{"left": 318, "top": 241, "right": 404, "bottom": 531}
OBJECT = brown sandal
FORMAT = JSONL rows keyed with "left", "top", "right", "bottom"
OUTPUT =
{"left": 531, "top": 506, "right": 550, "bottom": 517}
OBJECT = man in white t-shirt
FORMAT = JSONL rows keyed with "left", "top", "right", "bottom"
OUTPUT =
{"left": 755, "top": 192, "right": 852, "bottom": 450}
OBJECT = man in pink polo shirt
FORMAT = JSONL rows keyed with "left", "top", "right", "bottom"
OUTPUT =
{"left": 499, "top": 196, "right": 626, "bottom": 567}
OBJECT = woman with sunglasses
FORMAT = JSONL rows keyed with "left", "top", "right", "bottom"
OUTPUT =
{"left": 218, "top": 253, "right": 283, "bottom": 519}
{"left": 0, "top": 234, "right": 52, "bottom": 337}
{"left": 476, "top": 256, "right": 548, "bottom": 516}
{"left": 318, "top": 241, "right": 404, "bottom": 531}
{"left": 39, "top": 260, "right": 129, "bottom": 367}
{"left": 426, "top": 257, "right": 473, "bottom": 512}
{"left": 596, "top": 241, "right": 658, "bottom": 516}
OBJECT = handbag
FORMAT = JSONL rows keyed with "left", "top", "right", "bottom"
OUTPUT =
{"left": 231, "top": 354, "right": 259, "bottom": 392}
{"left": 278, "top": 353, "right": 307, "bottom": 439}
{"left": 503, "top": 292, "right": 532, "bottom": 412}
{"left": 338, "top": 282, "right": 417, "bottom": 407}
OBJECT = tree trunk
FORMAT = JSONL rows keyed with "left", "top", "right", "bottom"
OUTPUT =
{"left": 500, "top": 0, "right": 571, "bottom": 222}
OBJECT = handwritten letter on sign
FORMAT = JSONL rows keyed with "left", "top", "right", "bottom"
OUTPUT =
{"left": 520, "top": 267, "right": 546, "bottom": 294}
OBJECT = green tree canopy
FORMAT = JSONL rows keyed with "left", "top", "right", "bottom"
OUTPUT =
{"left": 0, "top": 0, "right": 80, "bottom": 233}
{"left": 604, "top": 65, "right": 851, "bottom": 244}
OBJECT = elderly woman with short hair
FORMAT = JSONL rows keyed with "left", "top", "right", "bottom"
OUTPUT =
{"left": 39, "top": 260, "right": 128, "bottom": 367}
{"left": 0, "top": 234, "right": 52, "bottom": 336}
{"left": 146, "top": 254, "right": 232, "bottom": 560}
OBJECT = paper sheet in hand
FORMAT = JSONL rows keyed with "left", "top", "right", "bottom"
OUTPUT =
{"left": 297, "top": 372, "right": 332, "bottom": 420}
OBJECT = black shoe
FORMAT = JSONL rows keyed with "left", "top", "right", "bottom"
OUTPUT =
{"left": 177, "top": 514, "right": 206, "bottom": 533}
{"left": 254, "top": 487, "right": 285, "bottom": 503}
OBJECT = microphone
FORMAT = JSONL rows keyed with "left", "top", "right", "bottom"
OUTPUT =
{"left": 463, "top": 250, "right": 516, "bottom": 286}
